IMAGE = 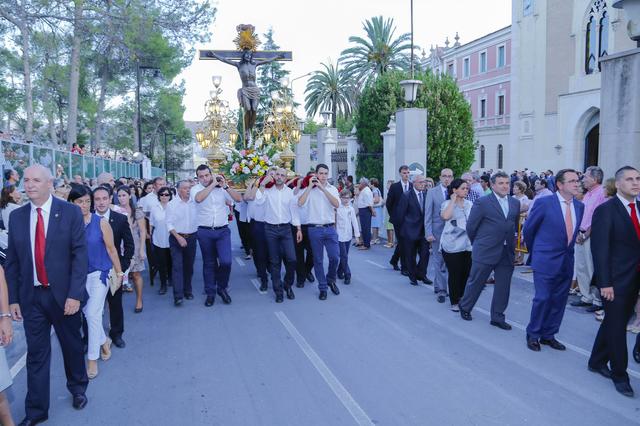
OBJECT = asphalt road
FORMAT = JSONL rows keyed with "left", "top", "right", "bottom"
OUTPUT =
{"left": 5, "top": 228, "right": 640, "bottom": 425}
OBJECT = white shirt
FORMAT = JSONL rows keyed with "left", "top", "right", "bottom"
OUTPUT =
{"left": 401, "top": 180, "right": 410, "bottom": 193}
{"left": 247, "top": 199, "right": 266, "bottom": 222}
{"left": 255, "top": 186, "right": 300, "bottom": 227}
{"left": 556, "top": 192, "right": 577, "bottom": 234}
{"left": 356, "top": 186, "right": 373, "bottom": 209}
{"left": 414, "top": 188, "right": 425, "bottom": 211}
{"left": 150, "top": 204, "right": 170, "bottom": 248}
{"left": 234, "top": 201, "right": 249, "bottom": 222}
{"left": 30, "top": 195, "right": 52, "bottom": 286}
{"left": 96, "top": 208, "right": 111, "bottom": 221}
{"left": 190, "top": 183, "right": 233, "bottom": 228}
{"left": 336, "top": 204, "right": 360, "bottom": 242}
{"left": 300, "top": 184, "right": 340, "bottom": 225}
{"left": 140, "top": 193, "right": 160, "bottom": 215}
{"left": 166, "top": 196, "right": 198, "bottom": 234}
{"left": 616, "top": 193, "right": 640, "bottom": 221}
{"left": 294, "top": 191, "right": 310, "bottom": 224}
{"left": 495, "top": 193, "right": 509, "bottom": 218}
{"left": 2, "top": 202, "right": 20, "bottom": 230}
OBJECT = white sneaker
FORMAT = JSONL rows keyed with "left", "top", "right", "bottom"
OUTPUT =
{"left": 451, "top": 304, "right": 460, "bottom": 312}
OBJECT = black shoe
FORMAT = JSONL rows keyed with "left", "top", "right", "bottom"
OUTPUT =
{"left": 527, "top": 336, "right": 541, "bottom": 352}
{"left": 540, "top": 338, "right": 566, "bottom": 351}
{"left": 259, "top": 280, "right": 268, "bottom": 292}
{"left": 588, "top": 364, "right": 613, "bottom": 379}
{"left": 158, "top": 286, "right": 167, "bottom": 295}
{"left": 18, "top": 417, "right": 48, "bottom": 426}
{"left": 306, "top": 272, "right": 315, "bottom": 283}
{"left": 390, "top": 261, "right": 400, "bottom": 271}
{"left": 570, "top": 300, "right": 592, "bottom": 307}
{"left": 286, "top": 288, "right": 295, "bottom": 300}
{"left": 319, "top": 291, "right": 327, "bottom": 300}
{"left": 586, "top": 305, "right": 602, "bottom": 313}
{"left": 410, "top": 280, "right": 418, "bottom": 286}
{"left": 205, "top": 296, "right": 215, "bottom": 307}
{"left": 614, "top": 381, "right": 634, "bottom": 397}
{"left": 344, "top": 276, "right": 351, "bottom": 285}
{"left": 490, "top": 320, "right": 512, "bottom": 331}
{"left": 112, "top": 336, "right": 126, "bottom": 348}
{"left": 328, "top": 281, "right": 340, "bottom": 295}
{"left": 634, "top": 345, "right": 640, "bottom": 364}
{"left": 460, "top": 310, "right": 472, "bottom": 321}
{"left": 185, "top": 293, "right": 194, "bottom": 300}
{"left": 401, "top": 270, "right": 409, "bottom": 276}
{"left": 437, "top": 294, "right": 446, "bottom": 303}
{"left": 134, "top": 306, "right": 143, "bottom": 313}
{"left": 72, "top": 393, "right": 88, "bottom": 410}
{"left": 422, "top": 277, "right": 433, "bottom": 285}
{"left": 337, "top": 272, "right": 345, "bottom": 280}
{"left": 275, "top": 294, "right": 284, "bottom": 303}
{"left": 217, "top": 289, "right": 232, "bottom": 304}
{"left": 296, "top": 282, "right": 305, "bottom": 288}
{"left": 174, "top": 298, "right": 183, "bottom": 306}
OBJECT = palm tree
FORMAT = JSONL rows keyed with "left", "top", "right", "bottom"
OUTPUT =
{"left": 340, "top": 16, "right": 414, "bottom": 89}
{"left": 304, "top": 60, "right": 355, "bottom": 128}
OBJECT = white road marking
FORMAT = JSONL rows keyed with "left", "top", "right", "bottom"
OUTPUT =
{"left": 275, "top": 311, "right": 374, "bottom": 426}
{"left": 251, "top": 278, "right": 267, "bottom": 294}
{"left": 364, "top": 260, "right": 385, "bottom": 269}
{"left": 235, "top": 256, "right": 246, "bottom": 266}
{"left": 11, "top": 329, "right": 54, "bottom": 379}
{"left": 473, "top": 307, "right": 640, "bottom": 379}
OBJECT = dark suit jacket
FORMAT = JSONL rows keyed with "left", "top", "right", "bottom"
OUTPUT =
{"left": 395, "top": 190, "right": 425, "bottom": 241}
{"left": 386, "top": 181, "right": 412, "bottom": 225}
{"left": 5, "top": 197, "right": 88, "bottom": 314}
{"left": 523, "top": 194, "right": 585, "bottom": 276}
{"left": 590, "top": 197, "right": 640, "bottom": 291}
{"left": 108, "top": 210, "right": 134, "bottom": 272}
{"left": 466, "top": 192, "right": 520, "bottom": 265}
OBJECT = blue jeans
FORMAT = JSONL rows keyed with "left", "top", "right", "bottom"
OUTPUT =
{"left": 337, "top": 241, "right": 351, "bottom": 279}
{"left": 307, "top": 226, "right": 340, "bottom": 291}
{"left": 196, "top": 226, "right": 232, "bottom": 296}
{"left": 359, "top": 208, "right": 372, "bottom": 247}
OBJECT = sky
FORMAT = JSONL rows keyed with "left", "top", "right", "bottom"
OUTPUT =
{"left": 178, "top": 0, "right": 512, "bottom": 123}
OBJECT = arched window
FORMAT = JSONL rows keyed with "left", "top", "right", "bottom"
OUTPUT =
{"left": 497, "top": 144, "right": 503, "bottom": 169}
{"left": 480, "top": 144, "right": 485, "bottom": 168}
{"left": 585, "top": 0, "right": 608, "bottom": 75}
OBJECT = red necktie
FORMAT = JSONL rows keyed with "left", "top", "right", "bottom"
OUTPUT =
{"left": 630, "top": 203, "right": 640, "bottom": 240}
{"left": 35, "top": 208, "right": 49, "bottom": 287}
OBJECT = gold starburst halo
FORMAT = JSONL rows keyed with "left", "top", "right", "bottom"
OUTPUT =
{"left": 234, "top": 24, "right": 261, "bottom": 52}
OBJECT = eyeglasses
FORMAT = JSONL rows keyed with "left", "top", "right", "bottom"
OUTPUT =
{"left": 159, "top": 193, "right": 171, "bottom": 197}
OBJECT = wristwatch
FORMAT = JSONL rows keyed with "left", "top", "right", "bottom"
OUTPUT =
{"left": 223, "top": 185, "right": 229, "bottom": 190}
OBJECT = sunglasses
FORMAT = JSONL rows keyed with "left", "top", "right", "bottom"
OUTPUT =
{"left": 159, "top": 193, "right": 171, "bottom": 197}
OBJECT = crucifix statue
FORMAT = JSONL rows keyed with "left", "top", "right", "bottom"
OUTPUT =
{"left": 199, "top": 24, "right": 292, "bottom": 142}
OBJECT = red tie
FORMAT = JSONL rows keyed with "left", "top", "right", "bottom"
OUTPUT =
{"left": 630, "top": 203, "right": 640, "bottom": 241}
{"left": 35, "top": 208, "right": 48, "bottom": 287}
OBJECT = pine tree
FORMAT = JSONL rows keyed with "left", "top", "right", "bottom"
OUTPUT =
{"left": 256, "top": 27, "right": 291, "bottom": 130}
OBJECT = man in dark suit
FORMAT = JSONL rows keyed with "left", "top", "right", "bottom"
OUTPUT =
{"left": 524, "top": 169, "right": 584, "bottom": 353}
{"left": 6, "top": 165, "right": 89, "bottom": 425}
{"left": 395, "top": 175, "right": 429, "bottom": 286}
{"left": 386, "top": 165, "right": 412, "bottom": 274}
{"left": 588, "top": 166, "right": 640, "bottom": 397}
{"left": 93, "top": 186, "right": 134, "bottom": 348}
{"left": 459, "top": 171, "right": 520, "bottom": 329}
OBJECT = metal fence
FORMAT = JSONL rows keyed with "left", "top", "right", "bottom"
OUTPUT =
{"left": 0, "top": 140, "right": 164, "bottom": 183}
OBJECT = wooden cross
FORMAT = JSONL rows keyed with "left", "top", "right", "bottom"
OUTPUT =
{"left": 199, "top": 49, "right": 293, "bottom": 62}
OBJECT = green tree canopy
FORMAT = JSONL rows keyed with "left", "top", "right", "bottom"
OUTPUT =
{"left": 304, "top": 60, "right": 355, "bottom": 128}
{"left": 355, "top": 70, "right": 475, "bottom": 180}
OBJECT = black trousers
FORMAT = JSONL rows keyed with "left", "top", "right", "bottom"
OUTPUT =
{"left": 170, "top": 234, "right": 197, "bottom": 298}
{"left": 234, "top": 210, "right": 252, "bottom": 255}
{"left": 390, "top": 223, "right": 406, "bottom": 272}
{"left": 145, "top": 218, "right": 156, "bottom": 283}
{"left": 24, "top": 287, "right": 88, "bottom": 420}
{"left": 153, "top": 244, "right": 172, "bottom": 287}
{"left": 589, "top": 274, "right": 640, "bottom": 384}
{"left": 293, "top": 224, "right": 314, "bottom": 285}
{"left": 265, "top": 224, "right": 296, "bottom": 295}
{"left": 106, "top": 286, "right": 124, "bottom": 339}
{"left": 251, "top": 220, "right": 269, "bottom": 282}
{"left": 402, "top": 236, "right": 429, "bottom": 282}
{"left": 442, "top": 250, "right": 472, "bottom": 305}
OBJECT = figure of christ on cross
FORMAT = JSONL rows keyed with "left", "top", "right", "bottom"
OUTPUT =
{"left": 200, "top": 49, "right": 292, "bottom": 141}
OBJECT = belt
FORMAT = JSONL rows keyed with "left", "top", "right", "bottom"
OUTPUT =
{"left": 309, "top": 223, "right": 334, "bottom": 227}
{"left": 266, "top": 223, "right": 290, "bottom": 227}
{"left": 177, "top": 232, "right": 195, "bottom": 238}
{"left": 34, "top": 285, "right": 50, "bottom": 290}
{"left": 198, "top": 225, "right": 228, "bottom": 231}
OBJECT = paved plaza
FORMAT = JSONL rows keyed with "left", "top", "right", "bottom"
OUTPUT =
{"left": 4, "top": 229, "right": 640, "bottom": 425}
